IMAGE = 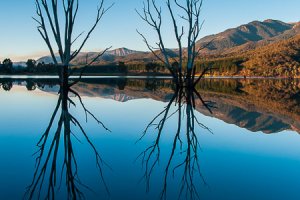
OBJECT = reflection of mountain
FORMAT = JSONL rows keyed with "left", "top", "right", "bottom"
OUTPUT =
{"left": 70, "top": 80, "right": 174, "bottom": 102}
{"left": 195, "top": 79, "right": 300, "bottom": 134}
{"left": 77, "top": 79, "right": 300, "bottom": 134}
{"left": 3, "top": 78, "right": 300, "bottom": 134}
{"left": 197, "top": 93, "right": 292, "bottom": 134}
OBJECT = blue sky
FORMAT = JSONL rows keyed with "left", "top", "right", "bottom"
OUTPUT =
{"left": 0, "top": 0, "right": 300, "bottom": 61}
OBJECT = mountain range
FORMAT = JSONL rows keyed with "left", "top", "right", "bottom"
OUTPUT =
{"left": 196, "top": 19, "right": 296, "bottom": 54}
{"left": 34, "top": 19, "right": 300, "bottom": 76}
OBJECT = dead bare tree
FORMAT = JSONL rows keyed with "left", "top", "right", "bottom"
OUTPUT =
{"left": 136, "top": 0, "right": 208, "bottom": 85}
{"left": 33, "top": 0, "right": 113, "bottom": 77}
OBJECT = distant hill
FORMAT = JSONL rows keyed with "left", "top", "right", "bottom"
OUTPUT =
{"left": 107, "top": 48, "right": 142, "bottom": 57}
{"left": 196, "top": 19, "right": 294, "bottom": 54}
{"left": 13, "top": 62, "right": 26, "bottom": 68}
{"left": 37, "top": 48, "right": 153, "bottom": 65}
{"left": 68, "top": 48, "right": 178, "bottom": 65}
{"left": 241, "top": 34, "right": 300, "bottom": 76}
{"left": 37, "top": 55, "right": 62, "bottom": 64}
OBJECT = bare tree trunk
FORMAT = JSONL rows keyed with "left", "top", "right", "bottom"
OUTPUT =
{"left": 34, "top": 0, "right": 113, "bottom": 75}
{"left": 137, "top": 0, "right": 205, "bottom": 85}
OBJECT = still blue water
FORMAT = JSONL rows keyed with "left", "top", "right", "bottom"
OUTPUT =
{"left": 0, "top": 78, "right": 300, "bottom": 200}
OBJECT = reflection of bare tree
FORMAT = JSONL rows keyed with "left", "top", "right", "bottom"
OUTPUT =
{"left": 137, "top": 83, "right": 214, "bottom": 200}
{"left": 25, "top": 75, "right": 110, "bottom": 200}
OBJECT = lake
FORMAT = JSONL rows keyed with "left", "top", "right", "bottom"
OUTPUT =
{"left": 0, "top": 77, "right": 300, "bottom": 200}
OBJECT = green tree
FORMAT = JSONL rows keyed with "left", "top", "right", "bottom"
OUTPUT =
{"left": 2, "top": 58, "right": 13, "bottom": 73}
{"left": 26, "top": 59, "right": 37, "bottom": 73}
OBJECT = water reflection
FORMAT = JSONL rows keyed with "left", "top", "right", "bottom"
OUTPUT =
{"left": 0, "top": 79, "right": 300, "bottom": 200}
{"left": 1, "top": 78, "right": 300, "bottom": 134}
{"left": 0, "top": 79, "right": 13, "bottom": 91}
{"left": 23, "top": 75, "right": 110, "bottom": 200}
{"left": 1, "top": 78, "right": 300, "bottom": 199}
{"left": 196, "top": 79, "right": 300, "bottom": 133}
{"left": 136, "top": 83, "right": 215, "bottom": 200}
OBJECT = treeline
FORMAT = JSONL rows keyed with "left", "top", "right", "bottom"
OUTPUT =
{"left": 70, "top": 62, "right": 169, "bottom": 75}
{"left": 0, "top": 78, "right": 59, "bottom": 91}
{"left": 126, "top": 62, "right": 169, "bottom": 73}
{"left": 0, "top": 58, "right": 14, "bottom": 73}
{"left": 0, "top": 56, "right": 247, "bottom": 76}
{"left": 194, "top": 57, "right": 245, "bottom": 76}
{"left": 0, "top": 78, "right": 174, "bottom": 92}
{"left": 0, "top": 58, "right": 171, "bottom": 75}
{"left": 0, "top": 58, "right": 58, "bottom": 74}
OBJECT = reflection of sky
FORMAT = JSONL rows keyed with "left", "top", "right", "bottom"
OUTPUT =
{"left": 0, "top": 87, "right": 300, "bottom": 199}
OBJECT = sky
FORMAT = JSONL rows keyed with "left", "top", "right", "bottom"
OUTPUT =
{"left": 0, "top": 0, "right": 300, "bottom": 61}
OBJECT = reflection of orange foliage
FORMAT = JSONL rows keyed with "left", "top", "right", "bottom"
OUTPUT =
{"left": 197, "top": 79, "right": 300, "bottom": 133}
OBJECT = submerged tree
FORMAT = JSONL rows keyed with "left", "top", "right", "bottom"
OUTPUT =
{"left": 137, "top": 0, "right": 210, "bottom": 85}
{"left": 33, "top": 0, "right": 113, "bottom": 77}
{"left": 27, "top": 1, "right": 114, "bottom": 198}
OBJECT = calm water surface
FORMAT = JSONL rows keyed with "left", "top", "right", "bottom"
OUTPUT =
{"left": 0, "top": 78, "right": 300, "bottom": 200}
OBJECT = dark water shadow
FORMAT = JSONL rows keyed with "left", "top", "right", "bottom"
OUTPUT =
{"left": 24, "top": 74, "right": 111, "bottom": 200}
{"left": 136, "top": 81, "right": 216, "bottom": 200}
{"left": 0, "top": 79, "right": 13, "bottom": 91}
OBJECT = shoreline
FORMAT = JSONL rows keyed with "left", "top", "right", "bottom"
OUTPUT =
{"left": 0, "top": 74, "right": 299, "bottom": 80}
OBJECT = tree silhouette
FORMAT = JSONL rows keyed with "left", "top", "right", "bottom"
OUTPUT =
{"left": 137, "top": 0, "right": 212, "bottom": 85}
{"left": 26, "top": 59, "right": 37, "bottom": 73}
{"left": 2, "top": 58, "right": 13, "bottom": 73}
{"left": 33, "top": 0, "right": 113, "bottom": 77}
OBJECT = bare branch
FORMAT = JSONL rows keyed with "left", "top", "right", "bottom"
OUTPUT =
{"left": 34, "top": 0, "right": 113, "bottom": 67}
{"left": 137, "top": 0, "right": 205, "bottom": 83}
{"left": 71, "top": 2, "right": 114, "bottom": 61}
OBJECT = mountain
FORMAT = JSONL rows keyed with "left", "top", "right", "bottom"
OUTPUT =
{"left": 196, "top": 19, "right": 294, "bottom": 54}
{"left": 37, "top": 55, "right": 62, "bottom": 64}
{"left": 107, "top": 48, "right": 143, "bottom": 57}
{"left": 13, "top": 62, "right": 26, "bottom": 68}
{"left": 37, "top": 48, "right": 150, "bottom": 65}
{"left": 69, "top": 47, "right": 180, "bottom": 65}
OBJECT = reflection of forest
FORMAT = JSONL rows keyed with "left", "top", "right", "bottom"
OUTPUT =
{"left": 196, "top": 79, "right": 300, "bottom": 133}
{"left": 1, "top": 78, "right": 300, "bottom": 133}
